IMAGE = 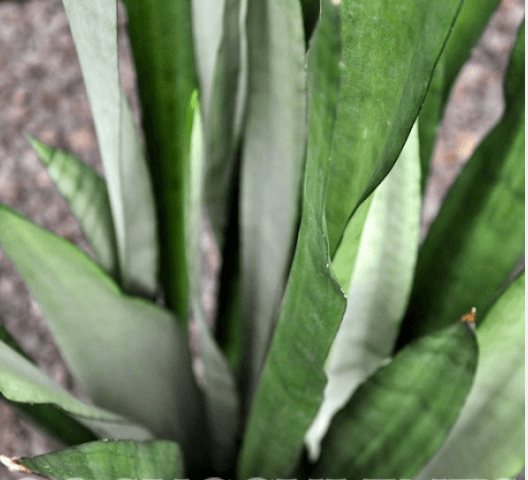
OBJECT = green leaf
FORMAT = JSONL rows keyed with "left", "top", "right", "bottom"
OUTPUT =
{"left": 5, "top": 398, "right": 97, "bottom": 446}
{"left": 121, "top": 0, "right": 197, "bottom": 318}
{"left": 237, "top": 2, "right": 344, "bottom": 478}
{"left": 63, "top": 0, "right": 158, "bottom": 297}
{"left": 0, "top": 204, "right": 209, "bottom": 473}
{"left": 14, "top": 440, "right": 184, "bottom": 480}
{"left": 418, "top": 0, "right": 500, "bottom": 191}
{"left": 0, "top": 315, "right": 97, "bottom": 445}
{"left": 325, "top": 0, "right": 464, "bottom": 255}
{"left": 330, "top": 195, "right": 372, "bottom": 293}
{"left": 191, "top": 0, "right": 226, "bottom": 125}
{"left": 397, "top": 21, "right": 525, "bottom": 347}
{"left": 415, "top": 271, "right": 525, "bottom": 479}
{"left": 305, "top": 121, "right": 421, "bottom": 459}
{"left": 240, "top": 0, "right": 307, "bottom": 402}
{"left": 206, "top": 0, "right": 246, "bottom": 367}
{"left": 0, "top": 338, "right": 152, "bottom": 440}
{"left": 184, "top": 92, "right": 240, "bottom": 474}
{"left": 204, "top": 0, "right": 243, "bottom": 251}
{"left": 311, "top": 322, "right": 478, "bottom": 479}
{"left": 26, "top": 137, "right": 118, "bottom": 277}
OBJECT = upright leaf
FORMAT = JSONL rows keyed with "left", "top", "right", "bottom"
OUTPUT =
{"left": 0, "top": 204, "right": 209, "bottom": 475}
{"left": 184, "top": 93, "right": 240, "bottom": 474}
{"left": 397, "top": 22, "right": 525, "bottom": 347}
{"left": 62, "top": 0, "right": 158, "bottom": 296}
{"left": 305, "top": 122, "right": 421, "bottom": 459}
{"left": 325, "top": 0, "right": 464, "bottom": 255}
{"left": 191, "top": 0, "right": 226, "bottom": 124}
{"left": 312, "top": 323, "right": 478, "bottom": 479}
{"left": 204, "top": 0, "right": 243, "bottom": 251}
{"left": 15, "top": 440, "right": 184, "bottom": 480}
{"left": 27, "top": 137, "right": 118, "bottom": 277}
{"left": 240, "top": 0, "right": 307, "bottom": 401}
{"left": 121, "top": 0, "right": 197, "bottom": 318}
{"left": 0, "top": 338, "right": 153, "bottom": 441}
{"left": 206, "top": 0, "right": 246, "bottom": 372}
{"left": 418, "top": 0, "right": 500, "bottom": 190}
{"left": 415, "top": 271, "right": 525, "bottom": 479}
{"left": 238, "top": 2, "right": 344, "bottom": 477}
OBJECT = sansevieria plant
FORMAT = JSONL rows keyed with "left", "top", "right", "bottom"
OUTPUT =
{"left": 0, "top": 0, "right": 524, "bottom": 479}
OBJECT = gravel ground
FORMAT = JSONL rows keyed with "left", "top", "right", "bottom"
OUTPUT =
{"left": 0, "top": 0, "right": 524, "bottom": 478}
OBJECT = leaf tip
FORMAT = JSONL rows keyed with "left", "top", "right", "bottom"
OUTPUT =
{"left": 461, "top": 307, "right": 477, "bottom": 329}
{"left": 0, "top": 455, "right": 31, "bottom": 474}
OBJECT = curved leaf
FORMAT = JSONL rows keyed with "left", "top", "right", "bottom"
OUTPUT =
{"left": 312, "top": 323, "right": 478, "bottom": 479}
{"left": 305, "top": 121, "right": 421, "bottom": 459}
{"left": 6, "top": 399, "right": 97, "bottom": 446}
{"left": 63, "top": 0, "right": 158, "bottom": 296}
{"left": 13, "top": 440, "right": 183, "bottom": 480}
{"left": 0, "top": 314, "right": 98, "bottom": 445}
{"left": 121, "top": 0, "right": 197, "bottom": 317}
{"left": 185, "top": 93, "right": 240, "bottom": 474}
{"left": 238, "top": 2, "right": 344, "bottom": 477}
{"left": 0, "top": 204, "right": 209, "bottom": 472}
{"left": 397, "top": 21, "right": 525, "bottom": 347}
{"left": 325, "top": 0, "right": 464, "bottom": 255}
{"left": 418, "top": 0, "right": 501, "bottom": 191}
{"left": 27, "top": 137, "right": 118, "bottom": 277}
{"left": 0, "top": 339, "right": 152, "bottom": 441}
{"left": 240, "top": 0, "right": 307, "bottom": 403}
{"left": 415, "top": 271, "right": 525, "bottom": 479}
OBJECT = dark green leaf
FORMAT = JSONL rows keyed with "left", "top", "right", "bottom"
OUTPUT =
{"left": 416, "top": 271, "right": 525, "bottom": 479}
{"left": 325, "top": 0, "right": 464, "bottom": 255}
{"left": 397, "top": 21, "right": 525, "bottom": 347}
{"left": 121, "top": 0, "right": 197, "bottom": 317}
{"left": 27, "top": 137, "right": 118, "bottom": 277}
{"left": 312, "top": 323, "right": 478, "bottom": 479}
{"left": 300, "top": 0, "right": 320, "bottom": 47}
{"left": 14, "top": 440, "right": 183, "bottom": 480}
{"left": 6, "top": 399, "right": 96, "bottom": 446}
{"left": 237, "top": 2, "right": 344, "bottom": 477}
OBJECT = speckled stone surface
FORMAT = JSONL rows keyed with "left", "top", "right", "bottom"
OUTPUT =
{"left": 0, "top": 0, "right": 524, "bottom": 478}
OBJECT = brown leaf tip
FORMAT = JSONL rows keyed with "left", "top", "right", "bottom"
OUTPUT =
{"left": 0, "top": 455, "right": 32, "bottom": 474}
{"left": 461, "top": 307, "right": 477, "bottom": 324}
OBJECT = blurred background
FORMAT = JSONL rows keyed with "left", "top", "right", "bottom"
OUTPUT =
{"left": 0, "top": 0, "right": 524, "bottom": 478}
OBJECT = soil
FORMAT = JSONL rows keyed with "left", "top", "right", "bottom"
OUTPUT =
{"left": 0, "top": 0, "right": 524, "bottom": 478}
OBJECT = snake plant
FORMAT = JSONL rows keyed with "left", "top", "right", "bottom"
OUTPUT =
{"left": 0, "top": 0, "right": 524, "bottom": 479}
